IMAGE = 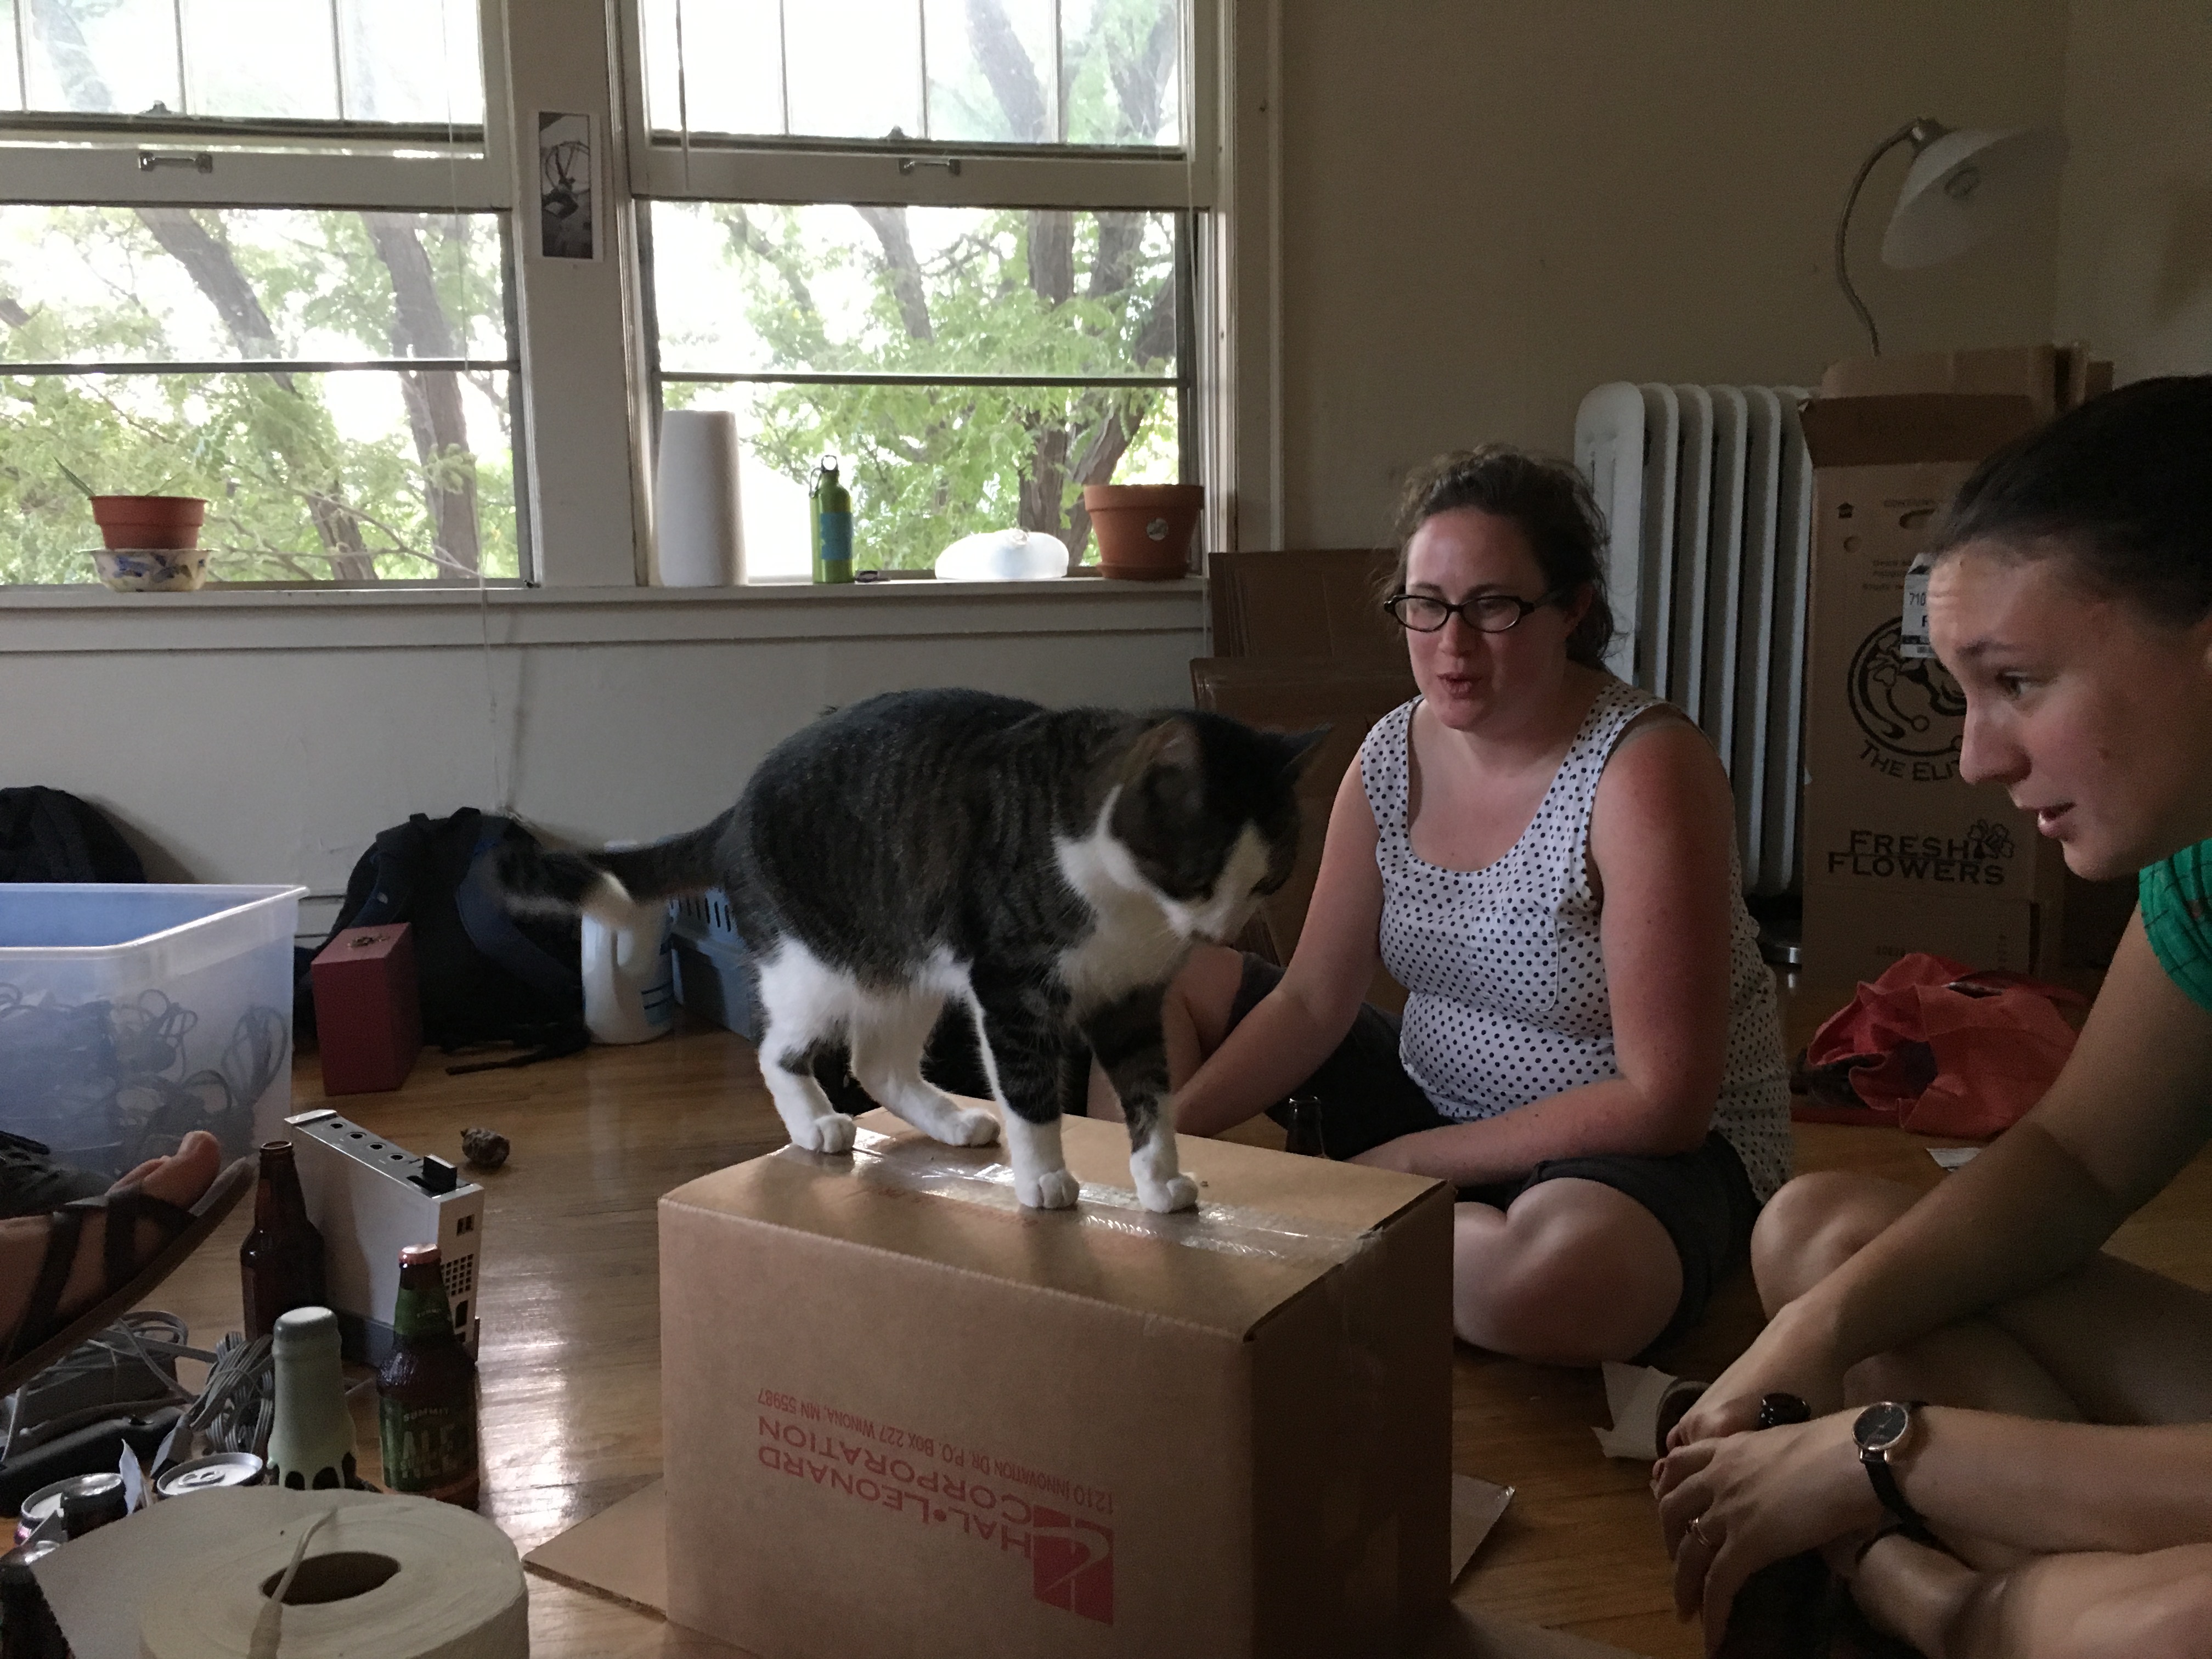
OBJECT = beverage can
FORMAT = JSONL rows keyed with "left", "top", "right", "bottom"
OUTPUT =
{"left": 154, "top": 1452, "right": 266, "bottom": 1499}
{"left": 17, "top": 1474, "right": 122, "bottom": 1544}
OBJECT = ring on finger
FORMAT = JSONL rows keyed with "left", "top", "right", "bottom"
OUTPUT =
{"left": 1690, "top": 1514, "right": 1718, "bottom": 1550}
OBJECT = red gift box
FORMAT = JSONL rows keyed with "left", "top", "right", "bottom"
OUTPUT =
{"left": 311, "top": 922, "right": 422, "bottom": 1095}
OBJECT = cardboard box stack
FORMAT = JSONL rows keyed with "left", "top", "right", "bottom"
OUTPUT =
{"left": 1798, "top": 345, "right": 2111, "bottom": 998}
{"left": 660, "top": 1110, "right": 1454, "bottom": 1659}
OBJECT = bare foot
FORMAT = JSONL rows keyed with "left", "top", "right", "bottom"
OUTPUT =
{"left": 0, "top": 1131, "right": 224, "bottom": 1351}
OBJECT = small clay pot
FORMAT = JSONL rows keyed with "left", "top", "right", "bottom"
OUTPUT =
{"left": 91, "top": 495, "right": 207, "bottom": 551}
{"left": 1083, "top": 483, "right": 1203, "bottom": 579}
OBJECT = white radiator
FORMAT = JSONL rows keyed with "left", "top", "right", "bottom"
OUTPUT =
{"left": 1573, "top": 383, "right": 1814, "bottom": 897}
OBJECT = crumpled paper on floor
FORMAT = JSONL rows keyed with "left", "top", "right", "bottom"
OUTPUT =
{"left": 1591, "top": 1361, "right": 1697, "bottom": 1460}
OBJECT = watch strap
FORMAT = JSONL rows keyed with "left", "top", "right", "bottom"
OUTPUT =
{"left": 1858, "top": 1403, "right": 1936, "bottom": 1544}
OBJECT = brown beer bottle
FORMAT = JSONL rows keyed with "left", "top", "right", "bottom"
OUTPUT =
{"left": 239, "top": 1141, "right": 326, "bottom": 1341}
{"left": 377, "top": 1244, "right": 481, "bottom": 1506}
{"left": 1282, "top": 1094, "right": 1328, "bottom": 1158}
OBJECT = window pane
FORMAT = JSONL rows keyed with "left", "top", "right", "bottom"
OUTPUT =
{"left": 640, "top": 0, "right": 781, "bottom": 141}
{"left": 2, "top": 1, "right": 22, "bottom": 114}
{"left": 336, "top": 0, "right": 484, "bottom": 125}
{"left": 669, "top": 381, "right": 1177, "bottom": 577}
{"left": 14, "top": 0, "right": 481, "bottom": 123}
{"left": 22, "top": 0, "right": 180, "bottom": 115}
{"left": 640, "top": 0, "right": 1182, "bottom": 149}
{"left": 181, "top": 0, "right": 336, "bottom": 120}
{"left": 1061, "top": 0, "right": 1180, "bottom": 146}
{"left": 783, "top": 0, "right": 918, "bottom": 142}
{"left": 0, "top": 206, "right": 516, "bottom": 584}
{"left": 651, "top": 202, "right": 1177, "bottom": 379}
{"left": 923, "top": 0, "right": 1055, "bottom": 144}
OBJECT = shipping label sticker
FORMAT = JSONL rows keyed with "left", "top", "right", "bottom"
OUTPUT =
{"left": 1847, "top": 617, "right": 1966, "bottom": 781}
{"left": 1899, "top": 552, "right": 1936, "bottom": 659}
{"left": 754, "top": 1390, "right": 1116, "bottom": 1624}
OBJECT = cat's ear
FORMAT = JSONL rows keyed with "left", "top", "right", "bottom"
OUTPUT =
{"left": 1279, "top": 725, "right": 1332, "bottom": 778}
{"left": 1118, "top": 715, "right": 1203, "bottom": 783}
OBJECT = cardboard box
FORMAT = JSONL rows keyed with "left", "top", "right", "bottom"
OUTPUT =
{"left": 1818, "top": 342, "right": 2112, "bottom": 421}
{"left": 1799, "top": 391, "right": 2067, "bottom": 994}
{"left": 661, "top": 1109, "right": 1454, "bottom": 1658}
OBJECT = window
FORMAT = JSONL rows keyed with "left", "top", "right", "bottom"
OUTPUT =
{"left": 0, "top": 0, "right": 520, "bottom": 586}
{"left": 626, "top": 0, "right": 1212, "bottom": 576}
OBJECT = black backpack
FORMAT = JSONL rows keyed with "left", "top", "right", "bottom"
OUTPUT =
{"left": 301, "top": 809, "right": 586, "bottom": 1066}
{"left": 0, "top": 788, "right": 144, "bottom": 883}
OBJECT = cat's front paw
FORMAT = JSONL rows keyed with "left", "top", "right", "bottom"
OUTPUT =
{"left": 1137, "top": 1173, "right": 1200, "bottom": 1214}
{"left": 1019, "top": 1167, "right": 1081, "bottom": 1210}
{"left": 799, "top": 1114, "right": 857, "bottom": 1155}
{"left": 944, "top": 1105, "right": 1001, "bottom": 1147}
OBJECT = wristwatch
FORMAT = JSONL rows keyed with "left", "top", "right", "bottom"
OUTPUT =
{"left": 1853, "top": 1401, "right": 1935, "bottom": 1544}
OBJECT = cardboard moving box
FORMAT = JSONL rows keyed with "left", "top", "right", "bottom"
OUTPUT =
{"left": 1799, "top": 389, "right": 2065, "bottom": 994}
{"left": 661, "top": 1109, "right": 1453, "bottom": 1658}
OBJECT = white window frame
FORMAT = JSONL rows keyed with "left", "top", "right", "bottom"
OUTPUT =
{"left": 610, "top": 0, "right": 1225, "bottom": 581}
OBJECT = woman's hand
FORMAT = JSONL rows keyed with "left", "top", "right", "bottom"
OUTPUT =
{"left": 1666, "top": 1302, "right": 1848, "bottom": 1449}
{"left": 1654, "top": 1410, "right": 1886, "bottom": 1649}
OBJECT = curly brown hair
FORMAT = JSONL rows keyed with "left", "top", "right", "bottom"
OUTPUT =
{"left": 1378, "top": 445, "right": 1615, "bottom": 669}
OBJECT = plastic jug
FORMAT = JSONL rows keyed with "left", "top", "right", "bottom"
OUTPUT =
{"left": 580, "top": 896, "right": 675, "bottom": 1045}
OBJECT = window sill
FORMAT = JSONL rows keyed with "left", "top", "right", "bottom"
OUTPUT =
{"left": 0, "top": 576, "right": 1208, "bottom": 653}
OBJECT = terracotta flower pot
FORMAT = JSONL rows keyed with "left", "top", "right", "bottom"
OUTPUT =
{"left": 1083, "top": 483, "right": 1203, "bottom": 579}
{"left": 90, "top": 495, "right": 207, "bottom": 551}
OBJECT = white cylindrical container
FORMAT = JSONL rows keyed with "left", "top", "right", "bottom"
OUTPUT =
{"left": 266, "top": 1306, "right": 356, "bottom": 1491}
{"left": 581, "top": 897, "right": 675, "bottom": 1045}
{"left": 654, "top": 408, "right": 745, "bottom": 585}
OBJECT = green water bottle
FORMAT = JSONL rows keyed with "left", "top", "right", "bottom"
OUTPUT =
{"left": 810, "top": 455, "right": 853, "bottom": 584}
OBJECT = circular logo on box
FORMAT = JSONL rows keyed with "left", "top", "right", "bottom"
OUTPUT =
{"left": 1848, "top": 618, "right": 1966, "bottom": 759}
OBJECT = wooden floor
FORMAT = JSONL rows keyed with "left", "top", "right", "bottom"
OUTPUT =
{"left": 133, "top": 998, "right": 2212, "bottom": 1658}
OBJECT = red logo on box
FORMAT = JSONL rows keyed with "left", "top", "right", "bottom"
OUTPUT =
{"left": 1029, "top": 1507, "right": 1113, "bottom": 1623}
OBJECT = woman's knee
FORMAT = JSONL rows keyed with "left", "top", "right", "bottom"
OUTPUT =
{"left": 1455, "top": 1188, "right": 1680, "bottom": 1364}
{"left": 1165, "top": 945, "right": 1247, "bottom": 1057}
{"left": 1751, "top": 1171, "right": 1917, "bottom": 1316}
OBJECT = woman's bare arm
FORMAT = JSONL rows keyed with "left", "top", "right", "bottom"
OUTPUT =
{"left": 1171, "top": 760, "right": 1387, "bottom": 1137}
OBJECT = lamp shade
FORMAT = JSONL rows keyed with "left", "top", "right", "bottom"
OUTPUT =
{"left": 1882, "top": 125, "right": 2067, "bottom": 269}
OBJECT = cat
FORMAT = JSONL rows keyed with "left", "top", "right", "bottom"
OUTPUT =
{"left": 500, "top": 688, "right": 1323, "bottom": 1212}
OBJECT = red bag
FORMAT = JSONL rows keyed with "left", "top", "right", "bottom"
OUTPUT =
{"left": 1792, "top": 953, "right": 2086, "bottom": 1139}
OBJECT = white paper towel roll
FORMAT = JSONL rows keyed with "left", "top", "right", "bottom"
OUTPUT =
{"left": 655, "top": 408, "right": 745, "bottom": 586}
{"left": 37, "top": 1487, "right": 526, "bottom": 1659}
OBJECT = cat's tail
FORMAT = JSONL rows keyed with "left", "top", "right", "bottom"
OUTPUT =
{"left": 494, "top": 812, "right": 733, "bottom": 923}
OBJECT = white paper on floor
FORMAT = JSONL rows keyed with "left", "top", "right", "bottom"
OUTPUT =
{"left": 1928, "top": 1146, "right": 1981, "bottom": 1170}
{"left": 1592, "top": 1361, "right": 1695, "bottom": 1460}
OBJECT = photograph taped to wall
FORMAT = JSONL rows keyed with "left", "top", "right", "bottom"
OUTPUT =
{"left": 538, "top": 112, "right": 595, "bottom": 260}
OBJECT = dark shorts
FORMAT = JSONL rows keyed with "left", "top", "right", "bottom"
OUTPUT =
{"left": 1233, "top": 955, "right": 1759, "bottom": 1347}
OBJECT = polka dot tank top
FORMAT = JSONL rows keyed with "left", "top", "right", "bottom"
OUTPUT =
{"left": 1363, "top": 680, "right": 1792, "bottom": 1201}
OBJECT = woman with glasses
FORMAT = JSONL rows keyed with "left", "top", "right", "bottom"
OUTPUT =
{"left": 1166, "top": 445, "right": 1791, "bottom": 1365}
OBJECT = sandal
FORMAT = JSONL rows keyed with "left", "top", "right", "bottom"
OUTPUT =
{"left": 0, "top": 1156, "right": 254, "bottom": 1398}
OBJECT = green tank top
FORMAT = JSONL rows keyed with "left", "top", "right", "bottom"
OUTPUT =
{"left": 2139, "top": 839, "right": 2212, "bottom": 1012}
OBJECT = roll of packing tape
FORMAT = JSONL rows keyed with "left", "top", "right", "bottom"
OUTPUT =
{"left": 137, "top": 1493, "right": 526, "bottom": 1659}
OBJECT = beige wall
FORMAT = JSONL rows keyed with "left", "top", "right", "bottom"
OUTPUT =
{"left": 2053, "top": 0, "right": 2212, "bottom": 381}
{"left": 1271, "top": 0, "right": 2070, "bottom": 546}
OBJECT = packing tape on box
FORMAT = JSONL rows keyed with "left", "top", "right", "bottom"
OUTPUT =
{"left": 828, "top": 1127, "right": 1374, "bottom": 1265}
{"left": 33, "top": 1487, "right": 527, "bottom": 1659}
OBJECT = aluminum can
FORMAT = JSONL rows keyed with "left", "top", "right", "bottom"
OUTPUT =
{"left": 154, "top": 1452, "right": 266, "bottom": 1499}
{"left": 16, "top": 1474, "right": 123, "bottom": 1545}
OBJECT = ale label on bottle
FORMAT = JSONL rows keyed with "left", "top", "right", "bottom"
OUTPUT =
{"left": 379, "top": 1396, "right": 478, "bottom": 1493}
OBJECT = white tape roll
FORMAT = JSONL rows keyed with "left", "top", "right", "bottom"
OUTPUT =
{"left": 134, "top": 1493, "right": 527, "bottom": 1659}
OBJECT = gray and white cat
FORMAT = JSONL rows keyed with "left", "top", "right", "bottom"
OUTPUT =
{"left": 501, "top": 689, "right": 1321, "bottom": 1212}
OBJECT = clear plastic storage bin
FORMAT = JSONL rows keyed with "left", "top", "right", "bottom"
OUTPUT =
{"left": 0, "top": 884, "right": 304, "bottom": 1178}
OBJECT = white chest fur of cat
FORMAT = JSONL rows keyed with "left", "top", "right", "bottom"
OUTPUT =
{"left": 495, "top": 690, "right": 1319, "bottom": 1221}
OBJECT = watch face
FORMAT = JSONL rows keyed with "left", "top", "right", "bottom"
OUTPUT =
{"left": 1855, "top": 1402, "right": 1911, "bottom": 1454}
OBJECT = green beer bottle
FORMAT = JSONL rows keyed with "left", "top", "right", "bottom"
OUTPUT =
{"left": 376, "top": 1243, "right": 481, "bottom": 1506}
{"left": 810, "top": 455, "right": 854, "bottom": 584}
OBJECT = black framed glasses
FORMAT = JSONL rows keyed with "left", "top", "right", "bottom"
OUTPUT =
{"left": 1383, "top": 587, "right": 1568, "bottom": 634}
